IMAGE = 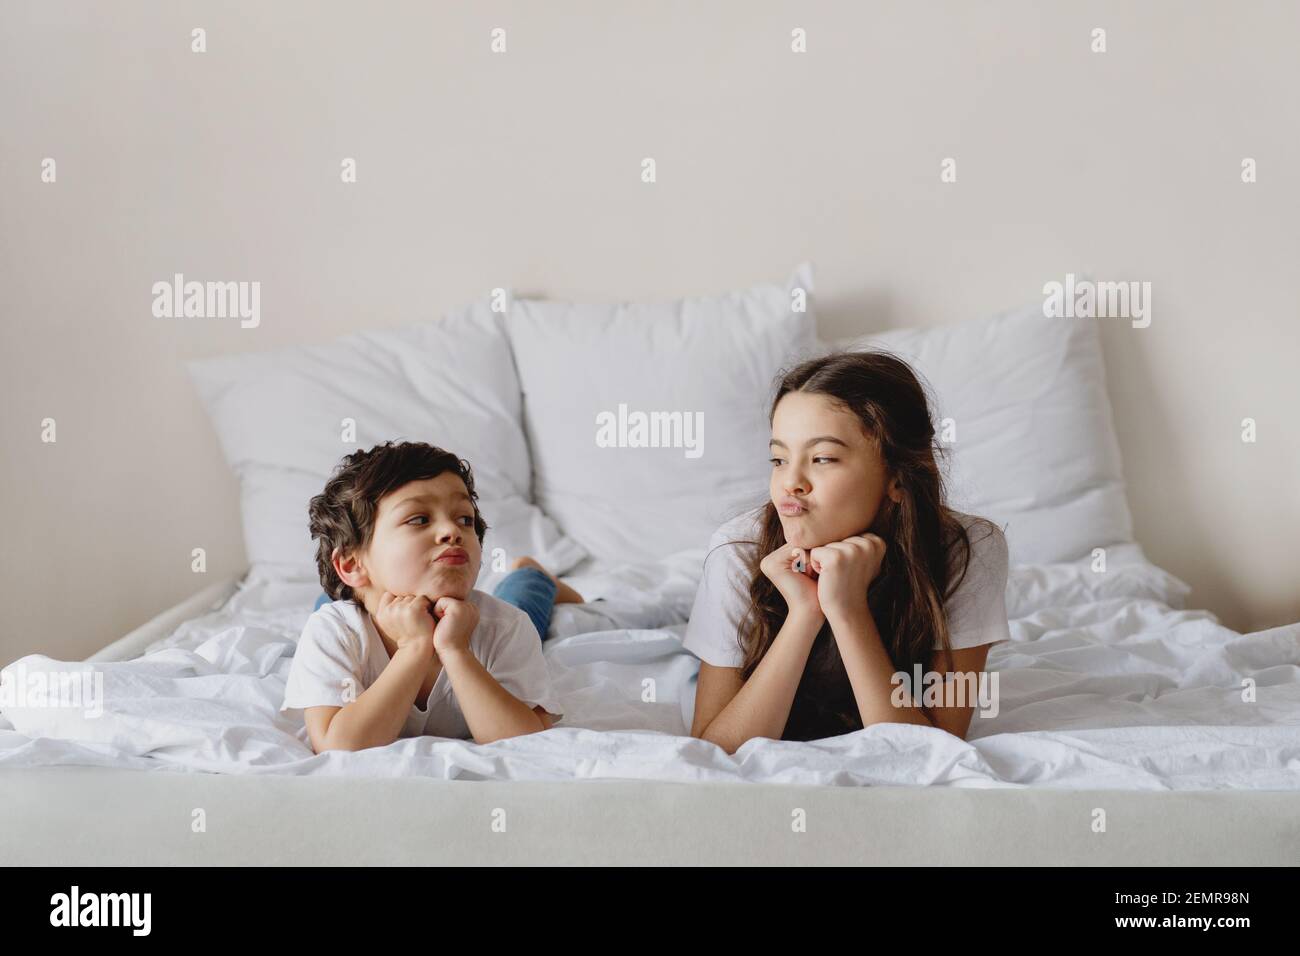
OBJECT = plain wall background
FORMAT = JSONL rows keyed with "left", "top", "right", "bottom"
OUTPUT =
{"left": 2, "top": 0, "right": 1297, "bottom": 663}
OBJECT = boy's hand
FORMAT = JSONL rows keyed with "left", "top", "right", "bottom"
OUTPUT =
{"left": 431, "top": 597, "right": 478, "bottom": 657}
{"left": 373, "top": 591, "right": 436, "bottom": 650}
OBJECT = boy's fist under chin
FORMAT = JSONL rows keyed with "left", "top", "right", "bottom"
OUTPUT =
{"left": 431, "top": 596, "right": 478, "bottom": 656}
{"left": 372, "top": 591, "right": 436, "bottom": 648}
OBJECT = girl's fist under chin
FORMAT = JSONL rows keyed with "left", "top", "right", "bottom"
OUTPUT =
{"left": 807, "top": 533, "right": 887, "bottom": 619}
{"left": 760, "top": 544, "right": 823, "bottom": 617}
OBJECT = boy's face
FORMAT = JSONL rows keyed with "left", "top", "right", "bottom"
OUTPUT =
{"left": 355, "top": 471, "right": 483, "bottom": 602}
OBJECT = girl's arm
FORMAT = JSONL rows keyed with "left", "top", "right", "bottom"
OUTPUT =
{"left": 692, "top": 605, "right": 824, "bottom": 754}
{"left": 811, "top": 535, "right": 936, "bottom": 731}
{"left": 830, "top": 605, "right": 994, "bottom": 738}
{"left": 824, "top": 603, "right": 936, "bottom": 730}
{"left": 920, "top": 644, "right": 993, "bottom": 738}
{"left": 816, "top": 534, "right": 1001, "bottom": 739}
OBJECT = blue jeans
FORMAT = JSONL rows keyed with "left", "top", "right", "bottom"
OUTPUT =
{"left": 313, "top": 567, "right": 558, "bottom": 641}
{"left": 489, "top": 567, "right": 558, "bottom": 641}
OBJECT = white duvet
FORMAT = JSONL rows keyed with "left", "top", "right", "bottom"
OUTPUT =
{"left": 2, "top": 545, "right": 1297, "bottom": 790}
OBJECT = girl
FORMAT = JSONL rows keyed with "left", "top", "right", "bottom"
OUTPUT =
{"left": 683, "top": 351, "right": 1011, "bottom": 752}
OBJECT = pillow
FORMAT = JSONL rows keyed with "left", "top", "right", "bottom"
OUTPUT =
{"left": 506, "top": 264, "right": 819, "bottom": 564}
{"left": 831, "top": 304, "right": 1133, "bottom": 566}
{"left": 187, "top": 300, "right": 586, "bottom": 584}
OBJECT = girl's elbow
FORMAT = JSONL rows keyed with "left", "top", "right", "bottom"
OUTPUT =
{"left": 313, "top": 737, "right": 353, "bottom": 754}
{"left": 696, "top": 725, "right": 743, "bottom": 756}
{"left": 314, "top": 729, "right": 376, "bottom": 753}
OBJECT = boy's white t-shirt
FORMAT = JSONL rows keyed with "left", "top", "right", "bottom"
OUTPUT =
{"left": 281, "top": 588, "right": 563, "bottom": 740}
{"left": 681, "top": 507, "right": 1013, "bottom": 667}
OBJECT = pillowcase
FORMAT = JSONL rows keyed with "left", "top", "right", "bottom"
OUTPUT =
{"left": 832, "top": 304, "right": 1134, "bottom": 566}
{"left": 187, "top": 300, "right": 586, "bottom": 583}
{"left": 506, "top": 264, "right": 819, "bottom": 564}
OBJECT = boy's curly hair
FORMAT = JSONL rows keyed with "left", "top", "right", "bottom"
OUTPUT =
{"left": 308, "top": 441, "right": 489, "bottom": 603}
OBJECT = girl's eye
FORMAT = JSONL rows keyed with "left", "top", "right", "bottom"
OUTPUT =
{"left": 406, "top": 515, "right": 427, "bottom": 526}
{"left": 458, "top": 515, "right": 475, "bottom": 527}
{"left": 770, "top": 456, "right": 835, "bottom": 466}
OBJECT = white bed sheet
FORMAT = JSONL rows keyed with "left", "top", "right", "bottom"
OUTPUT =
{"left": 1, "top": 545, "right": 1297, "bottom": 790}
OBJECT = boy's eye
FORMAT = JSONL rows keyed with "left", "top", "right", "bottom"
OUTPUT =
{"left": 405, "top": 514, "right": 475, "bottom": 528}
{"left": 813, "top": 457, "right": 837, "bottom": 464}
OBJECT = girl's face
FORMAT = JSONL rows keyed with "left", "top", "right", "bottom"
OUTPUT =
{"left": 769, "top": 391, "right": 901, "bottom": 550}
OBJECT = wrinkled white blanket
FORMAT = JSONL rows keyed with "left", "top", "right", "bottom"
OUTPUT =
{"left": 2, "top": 546, "right": 1297, "bottom": 789}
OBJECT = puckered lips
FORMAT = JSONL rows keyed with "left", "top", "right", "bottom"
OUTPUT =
{"left": 432, "top": 547, "right": 469, "bottom": 566}
{"left": 777, "top": 496, "right": 808, "bottom": 517}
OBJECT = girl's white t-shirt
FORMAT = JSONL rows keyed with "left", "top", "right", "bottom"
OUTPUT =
{"left": 681, "top": 507, "right": 1013, "bottom": 668}
{"left": 281, "top": 589, "right": 563, "bottom": 740}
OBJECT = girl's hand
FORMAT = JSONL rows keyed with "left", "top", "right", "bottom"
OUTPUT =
{"left": 808, "top": 534, "right": 887, "bottom": 622}
{"left": 431, "top": 596, "right": 479, "bottom": 658}
{"left": 760, "top": 544, "right": 824, "bottom": 619}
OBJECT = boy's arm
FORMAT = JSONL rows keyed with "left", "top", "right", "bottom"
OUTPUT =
{"left": 305, "top": 639, "right": 434, "bottom": 752}
{"left": 439, "top": 647, "right": 548, "bottom": 743}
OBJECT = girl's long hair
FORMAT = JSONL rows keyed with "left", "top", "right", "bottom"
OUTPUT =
{"left": 734, "top": 350, "right": 997, "bottom": 741}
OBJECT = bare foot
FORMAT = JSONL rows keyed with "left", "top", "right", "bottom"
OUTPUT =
{"left": 511, "top": 556, "right": 584, "bottom": 604}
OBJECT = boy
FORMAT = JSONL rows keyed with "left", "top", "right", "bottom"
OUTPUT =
{"left": 282, "top": 441, "right": 565, "bottom": 752}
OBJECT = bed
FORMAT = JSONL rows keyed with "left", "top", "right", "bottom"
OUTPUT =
{"left": 3, "top": 267, "right": 1298, "bottom": 865}
{"left": 3, "top": 544, "right": 1298, "bottom": 865}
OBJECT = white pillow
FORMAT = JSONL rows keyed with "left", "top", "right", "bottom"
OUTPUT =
{"left": 187, "top": 301, "right": 586, "bottom": 583}
{"left": 507, "top": 264, "right": 819, "bottom": 564}
{"left": 832, "top": 304, "right": 1133, "bottom": 566}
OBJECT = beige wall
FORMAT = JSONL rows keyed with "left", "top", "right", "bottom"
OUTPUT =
{"left": 3, "top": 0, "right": 1297, "bottom": 663}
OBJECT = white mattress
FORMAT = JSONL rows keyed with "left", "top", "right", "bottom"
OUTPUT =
{"left": 2, "top": 544, "right": 1297, "bottom": 790}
